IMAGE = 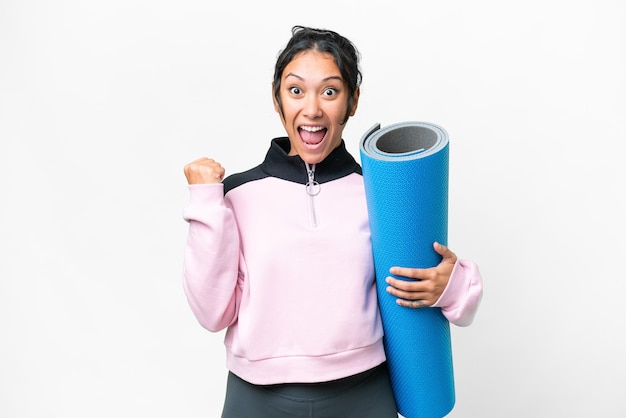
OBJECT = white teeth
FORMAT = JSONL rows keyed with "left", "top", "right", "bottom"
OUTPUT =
{"left": 300, "top": 126, "right": 325, "bottom": 132}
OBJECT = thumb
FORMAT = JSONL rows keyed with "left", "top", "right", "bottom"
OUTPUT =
{"left": 434, "top": 242, "right": 456, "bottom": 263}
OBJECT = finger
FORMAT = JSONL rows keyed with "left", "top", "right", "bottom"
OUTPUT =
{"left": 389, "top": 244, "right": 453, "bottom": 277}
{"left": 385, "top": 284, "right": 430, "bottom": 301}
{"left": 212, "top": 166, "right": 226, "bottom": 181}
{"left": 388, "top": 266, "right": 429, "bottom": 280}
{"left": 434, "top": 242, "right": 457, "bottom": 263}
{"left": 385, "top": 276, "right": 427, "bottom": 292}
{"left": 396, "top": 298, "right": 429, "bottom": 309}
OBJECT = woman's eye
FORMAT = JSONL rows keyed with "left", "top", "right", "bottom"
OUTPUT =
{"left": 323, "top": 88, "right": 337, "bottom": 97}
{"left": 289, "top": 87, "right": 302, "bottom": 95}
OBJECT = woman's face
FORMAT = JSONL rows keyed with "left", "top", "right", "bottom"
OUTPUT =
{"left": 274, "top": 50, "right": 359, "bottom": 164}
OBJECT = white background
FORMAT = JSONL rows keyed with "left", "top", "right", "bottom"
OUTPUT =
{"left": 1, "top": 1, "right": 625, "bottom": 417}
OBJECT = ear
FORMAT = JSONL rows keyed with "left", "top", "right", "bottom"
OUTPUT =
{"left": 272, "top": 82, "right": 280, "bottom": 113}
{"left": 349, "top": 87, "right": 360, "bottom": 116}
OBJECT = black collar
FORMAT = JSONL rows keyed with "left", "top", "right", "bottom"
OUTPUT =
{"left": 262, "top": 137, "right": 361, "bottom": 185}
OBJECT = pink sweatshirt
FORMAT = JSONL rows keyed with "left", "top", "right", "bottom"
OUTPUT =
{"left": 182, "top": 138, "right": 483, "bottom": 385}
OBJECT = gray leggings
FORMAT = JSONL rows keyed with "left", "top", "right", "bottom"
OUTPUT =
{"left": 221, "top": 363, "right": 398, "bottom": 418}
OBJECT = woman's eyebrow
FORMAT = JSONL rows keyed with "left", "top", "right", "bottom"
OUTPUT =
{"left": 322, "top": 75, "right": 343, "bottom": 83}
{"left": 284, "top": 72, "right": 303, "bottom": 81}
{"left": 284, "top": 73, "right": 343, "bottom": 83}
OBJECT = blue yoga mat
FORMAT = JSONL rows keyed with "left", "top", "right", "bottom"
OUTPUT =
{"left": 359, "top": 121, "right": 454, "bottom": 418}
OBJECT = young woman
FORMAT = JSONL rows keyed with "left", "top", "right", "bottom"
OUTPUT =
{"left": 182, "top": 26, "right": 483, "bottom": 417}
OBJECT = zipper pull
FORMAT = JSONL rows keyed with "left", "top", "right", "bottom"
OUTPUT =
{"left": 305, "top": 163, "right": 320, "bottom": 196}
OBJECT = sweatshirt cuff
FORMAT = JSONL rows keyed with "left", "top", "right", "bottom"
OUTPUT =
{"left": 188, "top": 183, "right": 224, "bottom": 205}
{"left": 432, "top": 259, "right": 483, "bottom": 326}
{"left": 183, "top": 183, "right": 225, "bottom": 222}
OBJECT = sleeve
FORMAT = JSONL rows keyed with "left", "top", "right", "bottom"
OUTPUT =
{"left": 432, "top": 259, "right": 483, "bottom": 327}
{"left": 182, "top": 183, "right": 241, "bottom": 332}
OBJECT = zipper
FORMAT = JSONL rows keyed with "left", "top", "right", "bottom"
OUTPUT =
{"left": 305, "top": 162, "right": 320, "bottom": 227}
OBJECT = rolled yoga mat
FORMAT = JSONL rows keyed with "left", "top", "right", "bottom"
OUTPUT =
{"left": 359, "top": 121, "right": 454, "bottom": 418}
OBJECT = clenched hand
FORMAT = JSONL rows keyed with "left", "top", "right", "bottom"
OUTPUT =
{"left": 184, "top": 157, "right": 225, "bottom": 185}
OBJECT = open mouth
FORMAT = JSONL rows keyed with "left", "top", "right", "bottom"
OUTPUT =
{"left": 299, "top": 126, "right": 327, "bottom": 146}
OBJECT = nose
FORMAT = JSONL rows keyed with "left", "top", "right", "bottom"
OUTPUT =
{"left": 303, "top": 94, "right": 322, "bottom": 118}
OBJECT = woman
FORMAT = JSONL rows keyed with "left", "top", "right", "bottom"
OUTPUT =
{"left": 182, "top": 25, "right": 483, "bottom": 417}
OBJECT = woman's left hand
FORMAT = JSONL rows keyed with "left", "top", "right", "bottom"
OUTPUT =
{"left": 385, "top": 242, "right": 457, "bottom": 309}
